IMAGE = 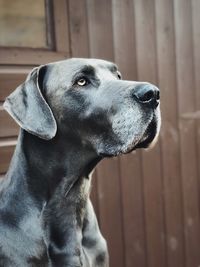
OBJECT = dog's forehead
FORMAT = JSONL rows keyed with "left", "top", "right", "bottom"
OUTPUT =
{"left": 47, "top": 58, "right": 118, "bottom": 77}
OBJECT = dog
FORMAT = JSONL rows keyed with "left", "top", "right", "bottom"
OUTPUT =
{"left": 1, "top": 58, "right": 161, "bottom": 266}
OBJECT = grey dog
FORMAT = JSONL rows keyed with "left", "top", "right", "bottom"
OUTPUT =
{"left": 0, "top": 58, "right": 161, "bottom": 266}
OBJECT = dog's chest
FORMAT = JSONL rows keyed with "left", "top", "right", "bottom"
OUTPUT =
{"left": 0, "top": 209, "right": 49, "bottom": 266}
{"left": 0, "top": 226, "right": 48, "bottom": 266}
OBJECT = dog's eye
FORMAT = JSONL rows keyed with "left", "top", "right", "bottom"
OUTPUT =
{"left": 77, "top": 78, "right": 88, "bottom": 86}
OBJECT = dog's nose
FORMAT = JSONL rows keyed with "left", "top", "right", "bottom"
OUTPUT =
{"left": 133, "top": 84, "right": 160, "bottom": 108}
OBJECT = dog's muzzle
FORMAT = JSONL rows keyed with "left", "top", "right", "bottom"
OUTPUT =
{"left": 129, "top": 83, "right": 161, "bottom": 151}
{"left": 135, "top": 84, "right": 161, "bottom": 150}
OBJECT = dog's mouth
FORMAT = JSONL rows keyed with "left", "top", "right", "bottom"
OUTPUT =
{"left": 134, "top": 117, "right": 158, "bottom": 149}
{"left": 122, "top": 114, "right": 160, "bottom": 155}
{"left": 98, "top": 110, "right": 161, "bottom": 158}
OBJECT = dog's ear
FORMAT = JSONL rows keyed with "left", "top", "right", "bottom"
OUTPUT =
{"left": 3, "top": 66, "right": 57, "bottom": 140}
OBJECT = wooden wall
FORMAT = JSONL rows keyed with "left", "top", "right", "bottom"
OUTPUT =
{"left": 1, "top": 1, "right": 200, "bottom": 267}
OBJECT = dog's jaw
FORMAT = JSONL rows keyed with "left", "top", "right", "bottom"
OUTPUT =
{"left": 133, "top": 108, "right": 161, "bottom": 150}
{"left": 144, "top": 108, "right": 161, "bottom": 150}
{"left": 108, "top": 106, "right": 161, "bottom": 156}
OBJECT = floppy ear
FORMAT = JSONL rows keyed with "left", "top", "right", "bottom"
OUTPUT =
{"left": 3, "top": 66, "right": 57, "bottom": 140}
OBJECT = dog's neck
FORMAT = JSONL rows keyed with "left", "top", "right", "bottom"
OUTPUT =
{"left": 3, "top": 129, "right": 101, "bottom": 208}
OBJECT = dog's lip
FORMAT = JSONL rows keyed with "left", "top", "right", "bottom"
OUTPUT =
{"left": 99, "top": 110, "right": 159, "bottom": 158}
{"left": 122, "top": 115, "right": 158, "bottom": 154}
{"left": 134, "top": 117, "right": 158, "bottom": 150}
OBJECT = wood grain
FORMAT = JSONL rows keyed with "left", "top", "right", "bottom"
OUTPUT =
{"left": 155, "top": 0, "right": 186, "bottom": 266}
{"left": 1, "top": 1, "right": 200, "bottom": 266}
{"left": 174, "top": 0, "right": 200, "bottom": 266}
{"left": 134, "top": 1, "right": 166, "bottom": 266}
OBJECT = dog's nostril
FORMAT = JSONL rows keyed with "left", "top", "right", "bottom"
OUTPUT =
{"left": 133, "top": 84, "right": 160, "bottom": 107}
{"left": 140, "top": 90, "right": 155, "bottom": 102}
{"left": 156, "top": 90, "right": 160, "bottom": 101}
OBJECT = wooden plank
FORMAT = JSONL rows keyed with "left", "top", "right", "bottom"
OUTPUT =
{"left": 68, "top": 0, "right": 89, "bottom": 57}
{"left": 112, "top": 1, "right": 146, "bottom": 266}
{"left": 134, "top": 1, "right": 166, "bottom": 267}
{"left": 87, "top": 1, "right": 124, "bottom": 266}
{"left": 192, "top": 0, "right": 200, "bottom": 205}
{"left": 0, "top": 67, "right": 30, "bottom": 101}
{"left": 0, "top": 138, "right": 17, "bottom": 174}
{"left": 0, "top": 48, "right": 69, "bottom": 65}
{"left": 68, "top": 0, "right": 99, "bottom": 219}
{"left": 87, "top": 0, "right": 114, "bottom": 61}
{"left": 112, "top": 0, "right": 137, "bottom": 80}
{"left": 155, "top": 0, "right": 185, "bottom": 266}
{"left": 52, "top": 0, "right": 70, "bottom": 53}
{"left": 174, "top": 0, "right": 200, "bottom": 266}
{"left": 0, "top": 107, "right": 19, "bottom": 137}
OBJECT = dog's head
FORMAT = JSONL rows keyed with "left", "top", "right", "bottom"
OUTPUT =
{"left": 4, "top": 58, "right": 161, "bottom": 157}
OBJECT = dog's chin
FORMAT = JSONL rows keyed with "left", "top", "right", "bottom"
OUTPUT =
{"left": 122, "top": 115, "right": 160, "bottom": 155}
{"left": 135, "top": 118, "right": 159, "bottom": 149}
{"left": 99, "top": 114, "right": 161, "bottom": 158}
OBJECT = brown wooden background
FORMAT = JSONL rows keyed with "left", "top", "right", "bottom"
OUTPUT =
{"left": 1, "top": 1, "right": 200, "bottom": 267}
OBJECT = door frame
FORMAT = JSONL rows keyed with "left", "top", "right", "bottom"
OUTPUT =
{"left": 0, "top": 0, "right": 70, "bottom": 65}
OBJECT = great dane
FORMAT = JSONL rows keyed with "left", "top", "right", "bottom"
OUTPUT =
{"left": 1, "top": 58, "right": 161, "bottom": 266}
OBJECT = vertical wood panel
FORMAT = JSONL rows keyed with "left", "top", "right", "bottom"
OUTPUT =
{"left": 86, "top": 1, "right": 125, "bottom": 267}
{"left": 155, "top": 0, "right": 185, "bottom": 266}
{"left": 112, "top": 1, "right": 146, "bottom": 266}
{"left": 192, "top": 0, "right": 200, "bottom": 213}
{"left": 134, "top": 1, "right": 166, "bottom": 267}
{"left": 174, "top": 0, "right": 200, "bottom": 266}
{"left": 68, "top": 0, "right": 99, "bottom": 219}
{"left": 87, "top": 0, "right": 114, "bottom": 61}
{"left": 68, "top": 0, "right": 89, "bottom": 58}
{"left": 53, "top": 0, "right": 70, "bottom": 52}
{"left": 112, "top": 0, "right": 137, "bottom": 79}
